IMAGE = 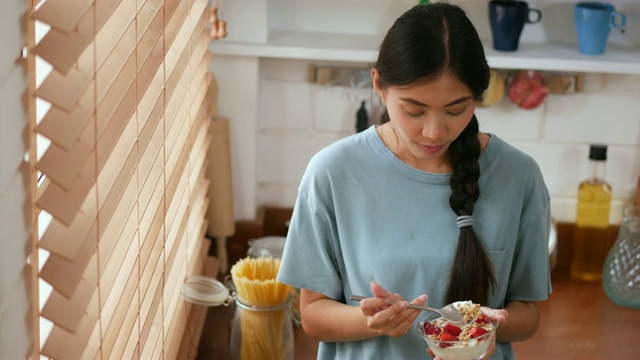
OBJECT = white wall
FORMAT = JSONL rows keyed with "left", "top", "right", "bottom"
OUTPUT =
{"left": 212, "top": 0, "right": 640, "bottom": 224}
{"left": 0, "top": 0, "right": 33, "bottom": 358}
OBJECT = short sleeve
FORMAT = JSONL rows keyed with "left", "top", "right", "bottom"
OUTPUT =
{"left": 276, "top": 160, "right": 344, "bottom": 300}
{"left": 506, "top": 163, "right": 552, "bottom": 301}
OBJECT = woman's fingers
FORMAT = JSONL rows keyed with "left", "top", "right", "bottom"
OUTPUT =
{"left": 410, "top": 294, "right": 428, "bottom": 306}
{"left": 480, "top": 306, "right": 508, "bottom": 324}
{"left": 364, "top": 282, "right": 431, "bottom": 337}
{"left": 368, "top": 296, "right": 428, "bottom": 337}
{"left": 371, "top": 281, "right": 405, "bottom": 303}
{"left": 360, "top": 296, "right": 391, "bottom": 316}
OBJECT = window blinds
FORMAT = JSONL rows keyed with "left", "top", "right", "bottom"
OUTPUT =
{"left": 32, "top": 0, "right": 212, "bottom": 358}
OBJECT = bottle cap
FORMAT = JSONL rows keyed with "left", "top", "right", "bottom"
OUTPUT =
{"left": 589, "top": 144, "right": 607, "bottom": 161}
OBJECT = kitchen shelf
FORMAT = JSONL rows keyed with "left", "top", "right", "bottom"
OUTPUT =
{"left": 210, "top": 30, "right": 640, "bottom": 75}
{"left": 210, "top": 31, "right": 382, "bottom": 63}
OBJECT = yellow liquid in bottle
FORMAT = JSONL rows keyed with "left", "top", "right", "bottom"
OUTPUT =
{"left": 571, "top": 180, "right": 612, "bottom": 281}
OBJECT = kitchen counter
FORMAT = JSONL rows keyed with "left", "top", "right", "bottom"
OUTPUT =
{"left": 196, "top": 268, "right": 640, "bottom": 359}
{"left": 291, "top": 269, "right": 640, "bottom": 360}
{"left": 511, "top": 269, "right": 640, "bottom": 360}
{"left": 196, "top": 218, "right": 640, "bottom": 359}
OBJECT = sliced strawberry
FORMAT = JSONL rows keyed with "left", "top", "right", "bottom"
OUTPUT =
{"left": 469, "top": 327, "right": 489, "bottom": 339}
{"left": 443, "top": 323, "right": 462, "bottom": 336}
{"left": 439, "top": 333, "right": 458, "bottom": 348}
{"left": 424, "top": 322, "right": 441, "bottom": 336}
{"left": 475, "top": 314, "right": 490, "bottom": 325}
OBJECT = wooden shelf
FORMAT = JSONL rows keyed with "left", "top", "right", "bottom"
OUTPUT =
{"left": 209, "top": 30, "right": 640, "bottom": 75}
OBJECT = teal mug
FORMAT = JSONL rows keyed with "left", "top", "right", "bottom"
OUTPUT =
{"left": 575, "top": 2, "right": 626, "bottom": 55}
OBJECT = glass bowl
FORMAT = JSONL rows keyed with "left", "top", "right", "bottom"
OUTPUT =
{"left": 416, "top": 312, "right": 498, "bottom": 360}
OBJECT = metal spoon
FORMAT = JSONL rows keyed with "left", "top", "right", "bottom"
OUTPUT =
{"left": 350, "top": 294, "right": 466, "bottom": 325}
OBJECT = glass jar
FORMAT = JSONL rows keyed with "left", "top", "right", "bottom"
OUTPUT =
{"left": 230, "top": 296, "right": 294, "bottom": 360}
{"left": 602, "top": 205, "right": 640, "bottom": 309}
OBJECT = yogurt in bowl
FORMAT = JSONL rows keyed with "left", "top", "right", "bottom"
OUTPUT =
{"left": 416, "top": 301, "right": 498, "bottom": 360}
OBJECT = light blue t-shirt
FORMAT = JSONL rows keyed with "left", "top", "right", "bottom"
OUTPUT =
{"left": 277, "top": 125, "right": 552, "bottom": 359}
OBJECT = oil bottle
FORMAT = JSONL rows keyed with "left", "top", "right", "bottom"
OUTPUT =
{"left": 571, "top": 144, "right": 612, "bottom": 281}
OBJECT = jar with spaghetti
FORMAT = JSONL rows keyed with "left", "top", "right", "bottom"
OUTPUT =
{"left": 230, "top": 257, "right": 295, "bottom": 360}
{"left": 230, "top": 296, "right": 294, "bottom": 360}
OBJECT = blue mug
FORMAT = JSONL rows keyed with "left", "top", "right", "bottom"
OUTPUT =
{"left": 575, "top": 2, "right": 626, "bottom": 55}
{"left": 489, "top": 0, "right": 542, "bottom": 52}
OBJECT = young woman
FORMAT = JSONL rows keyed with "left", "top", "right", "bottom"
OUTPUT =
{"left": 277, "top": 3, "right": 551, "bottom": 359}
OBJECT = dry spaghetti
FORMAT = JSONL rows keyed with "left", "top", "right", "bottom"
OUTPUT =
{"left": 230, "top": 257, "right": 293, "bottom": 360}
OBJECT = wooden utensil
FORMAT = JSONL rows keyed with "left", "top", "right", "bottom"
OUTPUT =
{"left": 206, "top": 118, "right": 235, "bottom": 273}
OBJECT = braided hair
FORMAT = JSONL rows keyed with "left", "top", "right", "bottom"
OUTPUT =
{"left": 375, "top": 3, "right": 496, "bottom": 305}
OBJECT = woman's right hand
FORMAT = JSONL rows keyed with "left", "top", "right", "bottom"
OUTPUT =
{"left": 357, "top": 281, "right": 428, "bottom": 338}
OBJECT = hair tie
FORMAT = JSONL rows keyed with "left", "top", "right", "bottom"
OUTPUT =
{"left": 456, "top": 215, "right": 475, "bottom": 229}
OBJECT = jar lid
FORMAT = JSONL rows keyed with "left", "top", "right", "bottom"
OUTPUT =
{"left": 589, "top": 144, "right": 607, "bottom": 161}
{"left": 247, "top": 236, "right": 286, "bottom": 259}
{"left": 181, "top": 276, "right": 230, "bottom": 306}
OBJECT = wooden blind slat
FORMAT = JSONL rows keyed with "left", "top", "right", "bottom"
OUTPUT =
{"left": 141, "top": 299, "right": 163, "bottom": 359}
{"left": 97, "top": 205, "right": 139, "bottom": 305}
{"left": 34, "top": 17, "right": 93, "bottom": 76}
{"left": 40, "top": 296, "right": 99, "bottom": 359}
{"left": 38, "top": 195, "right": 94, "bottom": 260}
{"left": 137, "top": 86, "right": 164, "bottom": 152}
{"left": 163, "top": 0, "right": 183, "bottom": 42}
{"left": 138, "top": 114, "right": 164, "bottom": 206}
{"left": 38, "top": 113, "right": 136, "bottom": 260}
{"left": 139, "top": 162, "right": 164, "bottom": 244}
{"left": 137, "top": 0, "right": 163, "bottom": 43}
{"left": 139, "top": 207, "right": 164, "bottom": 306}
{"left": 40, "top": 279, "right": 93, "bottom": 333}
{"left": 35, "top": 0, "right": 126, "bottom": 75}
{"left": 42, "top": 172, "right": 137, "bottom": 306}
{"left": 166, "top": 110, "right": 191, "bottom": 177}
{"left": 165, "top": 167, "right": 190, "bottom": 257}
{"left": 34, "top": 0, "right": 92, "bottom": 34}
{"left": 37, "top": 82, "right": 136, "bottom": 221}
{"left": 164, "top": 65, "right": 193, "bottom": 132}
{"left": 36, "top": 14, "right": 136, "bottom": 115}
{"left": 37, "top": 11, "right": 154, "bottom": 151}
{"left": 140, "top": 244, "right": 164, "bottom": 349}
{"left": 100, "top": 250, "right": 138, "bottom": 358}
{"left": 36, "top": 105, "right": 92, "bottom": 150}
{"left": 36, "top": 64, "right": 92, "bottom": 113}
{"left": 165, "top": 2, "right": 207, "bottom": 103}
{"left": 110, "top": 296, "right": 139, "bottom": 360}
{"left": 163, "top": 231, "right": 188, "bottom": 318}
{"left": 40, "top": 147, "right": 137, "bottom": 296}
{"left": 37, "top": 170, "right": 94, "bottom": 227}
{"left": 39, "top": 112, "right": 137, "bottom": 264}
{"left": 38, "top": 31, "right": 162, "bottom": 190}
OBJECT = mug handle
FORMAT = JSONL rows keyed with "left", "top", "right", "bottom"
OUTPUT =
{"left": 610, "top": 12, "right": 626, "bottom": 29}
{"left": 527, "top": 8, "right": 542, "bottom": 24}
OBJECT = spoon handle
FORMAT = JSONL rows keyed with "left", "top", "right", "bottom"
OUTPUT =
{"left": 349, "top": 295, "right": 439, "bottom": 314}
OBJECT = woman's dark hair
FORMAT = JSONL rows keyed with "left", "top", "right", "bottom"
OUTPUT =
{"left": 375, "top": 3, "right": 496, "bottom": 305}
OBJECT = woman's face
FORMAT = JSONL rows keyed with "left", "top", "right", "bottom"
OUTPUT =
{"left": 372, "top": 69, "right": 477, "bottom": 172}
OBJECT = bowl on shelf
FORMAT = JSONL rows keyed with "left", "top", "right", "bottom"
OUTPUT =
{"left": 417, "top": 312, "right": 498, "bottom": 360}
